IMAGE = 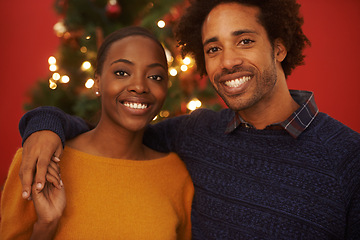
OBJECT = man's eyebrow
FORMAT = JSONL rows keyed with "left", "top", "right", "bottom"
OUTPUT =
{"left": 203, "top": 37, "right": 218, "bottom": 47}
{"left": 232, "top": 29, "right": 257, "bottom": 36}
{"left": 203, "top": 29, "right": 257, "bottom": 46}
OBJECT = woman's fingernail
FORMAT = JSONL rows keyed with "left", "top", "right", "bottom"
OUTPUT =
{"left": 53, "top": 156, "right": 61, "bottom": 162}
{"left": 60, "top": 180, "right": 63, "bottom": 187}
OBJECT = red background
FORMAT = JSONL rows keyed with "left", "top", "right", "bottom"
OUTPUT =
{"left": 1, "top": 0, "right": 360, "bottom": 188}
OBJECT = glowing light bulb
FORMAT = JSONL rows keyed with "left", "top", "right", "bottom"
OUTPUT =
{"left": 180, "top": 65, "right": 188, "bottom": 72}
{"left": 169, "top": 68, "right": 177, "bottom": 76}
{"left": 157, "top": 20, "right": 166, "bottom": 28}
{"left": 52, "top": 73, "right": 61, "bottom": 81}
{"left": 48, "top": 56, "right": 56, "bottom": 65}
{"left": 49, "top": 79, "right": 57, "bottom": 90}
{"left": 80, "top": 46, "right": 87, "bottom": 53}
{"left": 49, "top": 65, "right": 58, "bottom": 72}
{"left": 60, "top": 75, "right": 70, "bottom": 83}
{"left": 182, "top": 57, "right": 191, "bottom": 65}
{"left": 85, "top": 78, "right": 95, "bottom": 88}
{"left": 187, "top": 98, "right": 202, "bottom": 111}
{"left": 81, "top": 61, "right": 91, "bottom": 71}
{"left": 160, "top": 110, "right": 170, "bottom": 118}
{"left": 86, "top": 35, "right": 91, "bottom": 40}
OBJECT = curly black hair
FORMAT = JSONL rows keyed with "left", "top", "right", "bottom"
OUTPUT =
{"left": 174, "top": 0, "right": 311, "bottom": 78}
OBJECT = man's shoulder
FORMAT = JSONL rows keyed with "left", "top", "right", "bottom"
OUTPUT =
{"left": 307, "top": 112, "right": 360, "bottom": 153}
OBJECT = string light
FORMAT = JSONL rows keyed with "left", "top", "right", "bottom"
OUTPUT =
{"left": 85, "top": 78, "right": 95, "bottom": 88}
{"left": 53, "top": 21, "right": 66, "bottom": 37}
{"left": 160, "top": 110, "right": 170, "bottom": 118}
{"left": 80, "top": 46, "right": 87, "bottom": 53}
{"left": 60, "top": 75, "right": 70, "bottom": 83}
{"left": 81, "top": 61, "right": 92, "bottom": 71}
{"left": 169, "top": 68, "right": 178, "bottom": 76}
{"left": 187, "top": 98, "right": 202, "bottom": 111}
{"left": 182, "top": 57, "right": 191, "bottom": 65}
{"left": 49, "top": 64, "right": 58, "bottom": 72}
{"left": 48, "top": 56, "right": 56, "bottom": 65}
{"left": 49, "top": 79, "right": 57, "bottom": 90}
{"left": 52, "top": 73, "right": 61, "bottom": 81}
{"left": 180, "top": 65, "right": 188, "bottom": 72}
{"left": 157, "top": 20, "right": 166, "bottom": 28}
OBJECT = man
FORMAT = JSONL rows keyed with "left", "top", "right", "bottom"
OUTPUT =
{"left": 17, "top": 0, "right": 360, "bottom": 239}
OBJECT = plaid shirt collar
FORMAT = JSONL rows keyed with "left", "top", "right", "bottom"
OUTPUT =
{"left": 225, "top": 90, "right": 319, "bottom": 138}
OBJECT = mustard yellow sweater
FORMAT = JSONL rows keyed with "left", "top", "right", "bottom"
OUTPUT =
{"left": 1, "top": 147, "right": 194, "bottom": 240}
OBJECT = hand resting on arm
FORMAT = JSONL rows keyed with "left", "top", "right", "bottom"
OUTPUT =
{"left": 19, "top": 106, "right": 90, "bottom": 199}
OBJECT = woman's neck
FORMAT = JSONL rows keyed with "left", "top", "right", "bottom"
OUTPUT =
{"left": 66, "top": 122, "right": 149, "bottom": 160}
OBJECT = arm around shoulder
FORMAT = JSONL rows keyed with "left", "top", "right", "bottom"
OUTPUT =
{"left": 19, "top": 106, "right": 90, "bottom": 146}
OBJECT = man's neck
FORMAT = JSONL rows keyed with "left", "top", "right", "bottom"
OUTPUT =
{"left": 238, "top": 84, "right": 299, "bottom": 130}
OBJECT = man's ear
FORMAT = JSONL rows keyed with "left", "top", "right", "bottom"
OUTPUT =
{"left": 274, "top": 38, "right": 287, "bottom": 63}
{"left": 94, "top": 74, "right": 101, "bottom": 96}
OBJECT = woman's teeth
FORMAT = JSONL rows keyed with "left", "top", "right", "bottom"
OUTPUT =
{"left": 123, "top": 102, "right": 148, "bottom": 109}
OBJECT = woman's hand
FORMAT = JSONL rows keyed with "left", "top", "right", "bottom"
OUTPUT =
{"left": 30, "top": 160, "right": 66, "bottom": 240}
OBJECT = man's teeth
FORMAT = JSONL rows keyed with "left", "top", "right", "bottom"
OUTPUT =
{"left": 224, "top": 76, "right": 251, "bottom": 87}
{"left": 123, "top": 102, "right": 148, "bottom": 109}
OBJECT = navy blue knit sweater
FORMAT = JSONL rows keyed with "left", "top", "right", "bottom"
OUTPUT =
{"left": 20, "top": 107, "right": 360, "bottom": 239}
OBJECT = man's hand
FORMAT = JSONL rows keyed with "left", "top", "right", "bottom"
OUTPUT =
{"left": 20, "top": 130, "right": 63, "bottom": 199}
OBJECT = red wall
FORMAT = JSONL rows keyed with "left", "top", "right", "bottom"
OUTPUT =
{"left": 0, "top": 0, "right": 360, "bottom": 188}
{"left": 0, "top": 1, "right": 59, "bottom": 186}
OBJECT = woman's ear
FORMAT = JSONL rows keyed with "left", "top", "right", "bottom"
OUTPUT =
{"left": 94, "top": 74, "right": 101, "bottom": 96}
{"left": 274, "top": 38, "right": 287, "bottom": 63}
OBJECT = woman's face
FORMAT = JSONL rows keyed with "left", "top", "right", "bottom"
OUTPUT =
{"left": 95, "top": 35, "right": 168, "bottom": 133}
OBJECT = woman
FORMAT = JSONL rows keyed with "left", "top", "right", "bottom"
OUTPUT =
{"left": 0, "top": 26, "right": 194, "bottom": 239}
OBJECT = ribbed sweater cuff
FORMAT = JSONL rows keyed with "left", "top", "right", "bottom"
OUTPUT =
{"left": 19, "top": 107, "right": 66, "bottom": 147}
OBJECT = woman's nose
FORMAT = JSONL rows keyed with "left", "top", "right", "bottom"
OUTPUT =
{"left": 127, "top": 77, "right": 149, "bottom": 94}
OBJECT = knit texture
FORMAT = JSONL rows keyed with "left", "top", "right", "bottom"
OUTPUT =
{"left": 1, "top": 148, "right": 194, "bottom": 240}
{"left": 17, "top": 105, "right": 360, "bottom": 239}
{"left": 144, "top": 109, "right": 360, "bottom": 240}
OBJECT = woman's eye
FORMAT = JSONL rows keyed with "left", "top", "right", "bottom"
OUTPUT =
{"left": 114, "top": 70, "right": 129, "bottom": 77}
{"left": 149, "top": 75, "right": 163, "bottom": 81}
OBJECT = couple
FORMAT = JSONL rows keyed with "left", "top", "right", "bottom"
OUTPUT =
{"left": 2, "top": 0, "right": 360, "bottom": 239}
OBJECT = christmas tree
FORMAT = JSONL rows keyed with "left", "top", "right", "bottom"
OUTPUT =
{"left": 24, "top": 0, "right": 222, "bottom": 125}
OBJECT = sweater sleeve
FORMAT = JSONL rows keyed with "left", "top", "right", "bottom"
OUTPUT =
{"left": 19, "top": 106, "right": 90, "bottom": 147}
{"left": 143, "top": 114, "right": 189, "bottom": 153}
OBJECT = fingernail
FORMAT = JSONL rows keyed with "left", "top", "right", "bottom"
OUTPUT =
{"left": 27, "top": 196, "right": 32, "bottom": 201}
{"left": 53, "top": 156, "right": 61, "bottom": 162}
{"left": 60, "top": 180, "right": 63, "bottom": 187}
{"left": 22, "top": 191, "right": 28, "bottom": 199}
{"left": 36, "top": 182, "right": 42, "bottom": 190}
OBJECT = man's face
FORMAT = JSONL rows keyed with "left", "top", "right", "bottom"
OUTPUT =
{"left": 201, "top": 2, "right": 282, "bottom": 112}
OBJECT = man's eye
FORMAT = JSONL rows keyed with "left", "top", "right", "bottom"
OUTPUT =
{"left": 149, "top": 75, "right": 163, "bottom": 81}
{"left": 206, "top": 47, "right": 219, "bottom": 54}
{"left": 115, "top": 70, "right": 129, "bottom": 77}
{"left": 239, "top": 39, "right": 254, "bottom": 45}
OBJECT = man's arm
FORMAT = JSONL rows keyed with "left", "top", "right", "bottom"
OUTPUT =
{"left": 19, "top": 106, "right": 90, "bottom": 199}
{"left": 143, "top": 114, "right": 189, "bottom": 153}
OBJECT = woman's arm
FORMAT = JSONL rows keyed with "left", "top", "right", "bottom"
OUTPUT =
{"left": 30, "top": 160, "right": 66, "bottom": 240}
